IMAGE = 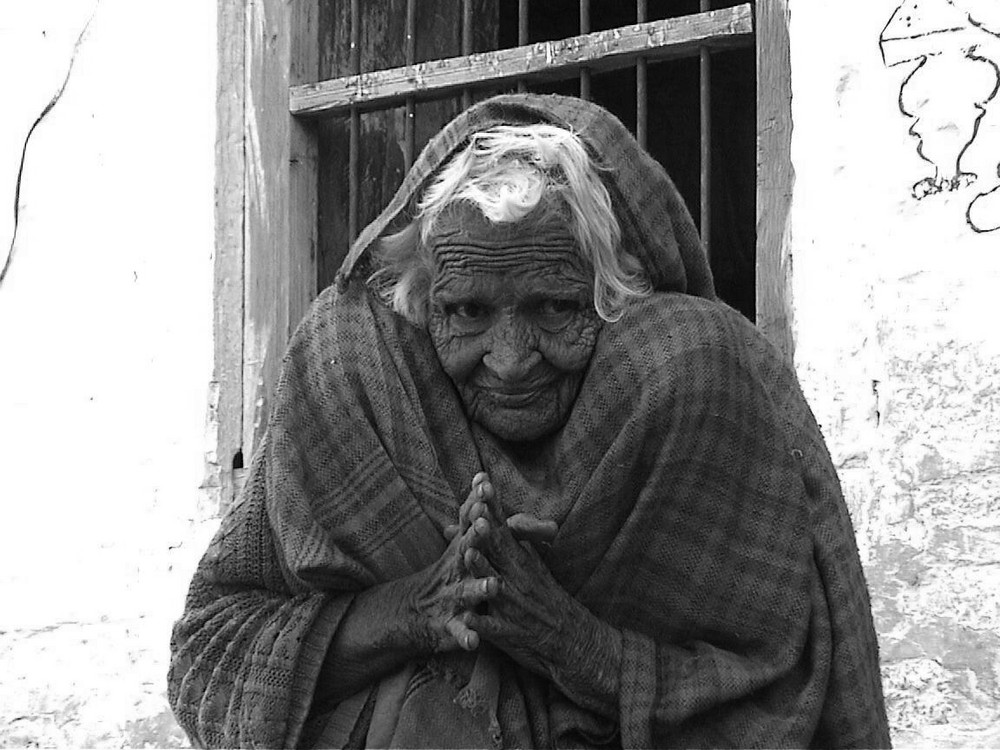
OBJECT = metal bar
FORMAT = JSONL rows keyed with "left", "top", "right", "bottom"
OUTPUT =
{"left": 349, "top": 0, "right": 360, "bottom": 241}
{"left": 404, "top": 0, "right": 416, "bottom": 170}
{"left": 462, "top": 0, "right": 473, "bottom": 108}
{"left": 636, "top": 0, "right": 647, "bottom": 148}
{"left": 518, "top": 0, "right": 529, "bottom": 93}
{"left": 579, "top": 0, "right": 591, "bottom": 100}
{"left": 290, "top": 7, "right": 755, "bottom": 116}
{"left": 699, "top": 0, "right": 711, "bottom": 257}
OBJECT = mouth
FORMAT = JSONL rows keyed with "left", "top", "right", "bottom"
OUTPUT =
{"left": 482, "top": 387, "right": 544, "bottom": 408}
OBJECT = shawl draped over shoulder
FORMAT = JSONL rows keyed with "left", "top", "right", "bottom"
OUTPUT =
{"left": 168, "top": 94, "right": 890, "bottom": 748}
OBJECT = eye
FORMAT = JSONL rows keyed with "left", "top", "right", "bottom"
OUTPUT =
{"left": 538, "top": 298, "right": 582, "bottom": 316}
{"left": 441, "top": 300, "right": 493, "bottom": 335}
{"left": 444, "top": 301, "right": 490, "bottom": 320}
{"left": 530, "top": 297, "right": 584, "bottom": 332}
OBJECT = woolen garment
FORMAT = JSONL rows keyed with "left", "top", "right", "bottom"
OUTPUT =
{"left": 167, "top": 94, "right": 891, "bottom": 748}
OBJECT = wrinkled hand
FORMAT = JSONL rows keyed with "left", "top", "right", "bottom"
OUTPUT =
{"left": 454, "top": 475, "right": 621, "bottom": 716}
{"left": 447, "top": 476, "right": 576, "bottom": 676}
{"left": 402, "top": 471, "right": 557, "bottom": 655}
{"left": 444, "top": 471, "right": 559, "bottom": 549}
{"left": 419, "top": 472, "right": 557, "bottom": 656}
{"left": 466, "top": 518, "right": 580, "bottom": 678}
{"left": 403, "top": 476, "right": 500, "bottom": 654}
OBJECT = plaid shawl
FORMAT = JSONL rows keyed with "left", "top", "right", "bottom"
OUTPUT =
{"left": 168, "top": 95, "right": 890, "bottom": 748}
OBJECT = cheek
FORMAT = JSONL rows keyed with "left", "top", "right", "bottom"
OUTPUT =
{"left": 428, "top": 313, "right": 485, "bottom": 381}
{"left": 537, "top": 314, "right": 600, "bottom": 374}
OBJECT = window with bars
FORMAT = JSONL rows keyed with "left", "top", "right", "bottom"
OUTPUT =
{"left": 210, "top": 0, "right": 792, "bottom": 507}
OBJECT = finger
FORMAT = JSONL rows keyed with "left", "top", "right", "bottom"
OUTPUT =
{"left": 465, "top": 613, "right": 505, "bottom": 642}
{"left": 507, "top": 514, "right": 558, "bottom": 545}
{"left": 458, "top": 493, "right": 474, "bottom": 533}
{"left": 475, "top": 519, "right": 527, "bottom": 570}
{"left": 480, "top": 479, "right": 495, "bottom": 503}
{"left": 458, "top": 515, "right": 493, "bottom": 558}
{"left": 445, "top": 615, "right": 480, "bottom": 652}
{"left": 458, "top": 473, "right": 490, "bottom": 532}
{"left": 471, "top": 516, "right": 491, "bottom": 543}
{"left": 479, "top": 479, "right": 510, "bottom": 528}
{"left": 455, "top": 575, "right": 500, "bottom": 608}
{"left": 468, "top": 500, "right": 491, "bottom": 523}
{"left": 464, "top": 547, "right": 500, "bottom": 579}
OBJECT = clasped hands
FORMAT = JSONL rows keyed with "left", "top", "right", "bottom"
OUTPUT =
{"left": 400, "top": 471, "right": 621, "bottom": 715}
{"left": 407, "top": 472, "right": 573, "bottom": 677}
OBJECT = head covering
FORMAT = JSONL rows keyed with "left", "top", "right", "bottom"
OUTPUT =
{"left": 338, "top": 93, "right": 716, "bottom": 301}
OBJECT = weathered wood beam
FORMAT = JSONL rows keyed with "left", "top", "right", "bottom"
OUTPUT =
{"left": 243, "top": 0, "right": 319, "bottom": 467}
{"left": 755, "top": 0, "right": 794, "bottom": 362}
{"left": 209, "top": 0, "right": 247, "bottom": 512}
{"left": 290, "top": 4, "right": 754, "bottom": 117}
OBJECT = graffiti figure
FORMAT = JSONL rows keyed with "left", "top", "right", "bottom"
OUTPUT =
{"left": 881, "top": 0, "right": 1000, "bottom": 232}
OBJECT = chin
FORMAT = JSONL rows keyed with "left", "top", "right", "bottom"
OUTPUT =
{"left": 471, "top": 401, "right": 568, "bottom": 443}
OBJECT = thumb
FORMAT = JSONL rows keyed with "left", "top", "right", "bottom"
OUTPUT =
{"left": 506, "top": 513, "right": 558, "bottom": 545}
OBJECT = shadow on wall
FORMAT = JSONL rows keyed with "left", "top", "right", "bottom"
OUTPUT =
{"left": 881, "top": 0, "right": 1000, "bottom": 232}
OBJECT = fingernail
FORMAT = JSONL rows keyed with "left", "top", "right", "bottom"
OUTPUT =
{"left": 482, "top": 482, "right": 492, "bottom": 497}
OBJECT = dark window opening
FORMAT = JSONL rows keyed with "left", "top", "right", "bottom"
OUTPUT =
{"left": 315, "top": 1, "right": 755, "bottom": 320}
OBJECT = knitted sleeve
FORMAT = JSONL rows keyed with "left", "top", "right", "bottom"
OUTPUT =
{"left": 167, "top": 447, "right": 353, "bottom": 749}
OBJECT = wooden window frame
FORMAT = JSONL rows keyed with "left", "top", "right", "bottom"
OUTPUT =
{"left": 207, "top": 0, "right": 792, "bottom": 510}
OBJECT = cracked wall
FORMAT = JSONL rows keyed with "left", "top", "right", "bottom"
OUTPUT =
{"left": 790, "top": 0, "right": 1000, "bottom": 745}
{"left": 0, "top": 0, "right": 216, "bottom": 746}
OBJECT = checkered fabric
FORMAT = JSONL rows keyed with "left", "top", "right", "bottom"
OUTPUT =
{"left": 168, "top": 94, "right": 890, "bottom": 748}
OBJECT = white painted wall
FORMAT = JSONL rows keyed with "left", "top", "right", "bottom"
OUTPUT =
{"left": 790, "top": 0, "right": 1000, "bottom": 744}
{"left": 0, "top": 1, "right": 216, "bottom": 744}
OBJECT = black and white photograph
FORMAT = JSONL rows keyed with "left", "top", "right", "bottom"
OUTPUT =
{"left": 1, "top": 1, "right": 997, "bottom": 747}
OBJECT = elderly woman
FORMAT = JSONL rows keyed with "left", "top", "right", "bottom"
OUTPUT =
{"left": 169, "top": 94, "right": 890, "bottom": 748}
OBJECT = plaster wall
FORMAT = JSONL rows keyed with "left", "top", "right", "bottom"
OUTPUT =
{"left": 789, "top": 0, "right": 1000, "bottom": 745}
{"left": 0, "top": 1, "right": 216, "bottom": 745}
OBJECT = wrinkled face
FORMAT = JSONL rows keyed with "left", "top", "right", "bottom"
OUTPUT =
{"left": 427, "top": 208, "right": 601, "bottom": 442}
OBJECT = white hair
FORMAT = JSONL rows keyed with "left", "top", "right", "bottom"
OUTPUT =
{"left": 373, "top": 123, "right": 649, "bottom": 323}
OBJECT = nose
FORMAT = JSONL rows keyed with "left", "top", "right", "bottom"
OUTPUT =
{"left": 482, "top": 314, "right": 541, "bottom": 383}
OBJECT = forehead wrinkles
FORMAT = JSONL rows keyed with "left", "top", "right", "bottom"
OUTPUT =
{"left": 432, "top": 236, "right": 586, "bottom": 279}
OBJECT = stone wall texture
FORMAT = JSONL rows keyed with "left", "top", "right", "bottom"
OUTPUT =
{"left": 2, "top": 0, "right": 999, "bottom": 747}
{"left": 790, "top": 0, "right": 1000, "bottom": 745}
